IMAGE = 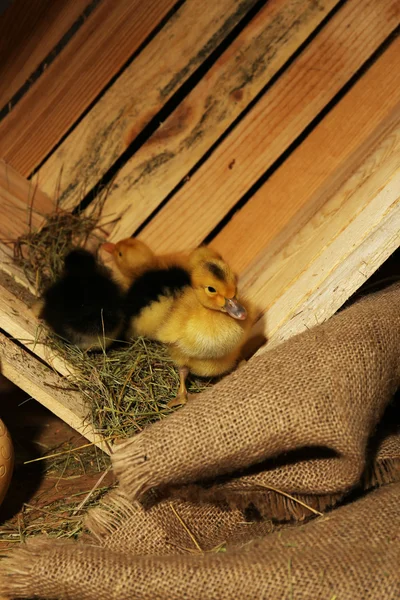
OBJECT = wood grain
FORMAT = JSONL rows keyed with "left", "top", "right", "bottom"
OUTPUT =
{"left": 254, "top": 113, "right": 400, "bottom": 351}
{"left": 0, "top": 243, "right": 36, "bottom": 293}
{"left": 0, "top": 261, "right": 109, "bottom": 446}
{"left": 36, "top": 0, "right": 261, "bottom": 208}
{"left": 139, "top": 0, "right": 400, "bottom": 253}
{"left": 0, "top": 0, "right": 397, "bottom": 442}
{"left": 0, "top": 331, "right": 109, "bottom": 453}
{"left": 212, "top": 37, "right": 400, "bottom": 274}
{"left": 0, "top": 0, "right": 178, "bottom": 176}
{"left": 0, "top": 160, "right": 54, "bottom": 244}
{"left": 0, "top": 0, "right": 90, "bottom": 110}
{"left": 232, "top": 40, "right": 400, "bottom": 344}
{"left": 98, "top": 0, "right": 340, "bottom": 242}
{"left": 0, "top": 273, "right": 74, "bottom": 378}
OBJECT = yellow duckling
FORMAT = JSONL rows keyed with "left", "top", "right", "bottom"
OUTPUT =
{"left": 102, "top": 239, "right": 255, "bottom": 406}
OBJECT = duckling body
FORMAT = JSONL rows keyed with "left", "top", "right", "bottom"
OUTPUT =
{"left": 157, "top": 290, "right": 249, "bottom": 365}
{"left": 103, "top": 238, "right": 255, "bottom": 404}
{"left": 126, "top": 269, "right": 249, "bottom": 369}
{"left": 124, "top": 264, "right": 191, "bottom": 338}
{"left": 37, "top": 249, "right": 124, "bottom": 349}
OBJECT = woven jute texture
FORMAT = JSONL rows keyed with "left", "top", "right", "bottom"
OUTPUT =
{"left": 1, "top": 284, "right": 400, "bottom": 599}
{"left": 1, "top": 483, "right": 399, "bottom": 599}
{"left": 109, "top": 283, "right": 400, "bottom": 515}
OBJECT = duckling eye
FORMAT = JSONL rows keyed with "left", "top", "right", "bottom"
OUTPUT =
{"left": 206, "top": 286, "right": 216, "bottom": 294}
{"left": 118, "top": 252, "right": 123, "bottom": 257}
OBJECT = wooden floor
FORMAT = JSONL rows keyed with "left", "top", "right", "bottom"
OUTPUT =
{"left": 0, "top": 0, "right": 399, "bottom": 444}
{"left": 0, "top": 378, "right": 113, "bottom": 551}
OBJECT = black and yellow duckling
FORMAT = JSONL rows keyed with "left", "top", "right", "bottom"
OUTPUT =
{"left": 103, "top": 238, "right": 255, "bottom": 406}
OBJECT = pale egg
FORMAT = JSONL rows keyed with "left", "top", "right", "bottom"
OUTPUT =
{"left": 0, "top": 418, "right": 14, "bottom": 506}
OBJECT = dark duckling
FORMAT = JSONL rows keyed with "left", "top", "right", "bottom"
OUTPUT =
{"left": 36, "top": 248, "right": 125, "bottom": 350}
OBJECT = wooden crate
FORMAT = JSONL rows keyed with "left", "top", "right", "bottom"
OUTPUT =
{"left": 0, "top": 0, "right": 399, "bottom": 451}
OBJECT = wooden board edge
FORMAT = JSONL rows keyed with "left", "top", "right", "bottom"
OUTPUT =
{"left": 0, "top": 269, "right": 80, "bottom": 379}
{"left": 0, "top": 243, "right": 37, "bottom": 294}
{"left": 255, "top": 194, "right": 400, "bottom": 356}
{"left": 0, "top": 331, "right": 111, "bottom": 454}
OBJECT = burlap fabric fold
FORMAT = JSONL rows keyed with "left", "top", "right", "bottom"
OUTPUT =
{"left": 1, "top": 284, "right": 400, "bottom": 599}
{"left": 1, "top": 483, "right": 399, "bottom": 599}
{"left": 110, "top": 283, "right": 400, "bottom": 516}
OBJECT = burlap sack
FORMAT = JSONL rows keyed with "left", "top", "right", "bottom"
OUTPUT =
{"left": 1, "top": 284, "right": 400, "bottom": 599}
{"left": 110, "top": 283, "right": 400, "bottom": 517}
{"left": 1, "top": 483, "right": 399, "bottom": 599}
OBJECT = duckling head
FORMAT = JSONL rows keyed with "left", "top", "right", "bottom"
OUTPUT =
{"left": 102, "top": 237, "right": 154, "bottom": 278}
{"left": 63, "top": 248, "right": 97, "bottom": 275}
{"left": 189, "top": 247, "right": 247, "bottom": 320}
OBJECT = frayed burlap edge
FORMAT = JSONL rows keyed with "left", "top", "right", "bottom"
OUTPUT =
{"left": 365, "top": 456, "right": 400, "bottom": 487}
{"left": 0, "top": 538, "right": 75, "bottom": 598}
{"left": 111, "top": 436, "right": 153, "bottom": 499}
{"left": 0, "top": 459, "right": 398, "bottom": 599}
{"left": 84, "top": 455, "right": 400, "bottom": 541}
{"left": 111, "top": 426, "right": 400, "bottom": 522}
{"left": 157, "top": 454, "right": 400, "bottom": 521}
{"left": 83, "top": 489, "right": 143, "bottom": 542}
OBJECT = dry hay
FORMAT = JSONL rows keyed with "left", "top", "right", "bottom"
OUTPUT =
{"left": 13, "top": 202, "right": 107, "bottom": 295}
{"left": 45, "top": 332, "right": 211, "bottom": 439}
{"left": 0, "top": 435, "right": 113, "bottom": 550}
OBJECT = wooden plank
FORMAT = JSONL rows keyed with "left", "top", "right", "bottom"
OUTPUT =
{"left": 0, "top": 272, "right": 76, "bottom": 378}
{"left": 212, "top": 38, "right": 400, "bottom": 274}
{"left": 0, "top": 160, "right": 54, "bottom": 243}
{"left": 0, "top": 267, "right": 109, "bottom": 449}
{"left": 139, "top": 0, "right": 400, "bottom": 253}
{"left": 35, "top": 0, "right": 262, "bottom": 207}
{"left": 0, "top": 163, "right": 107, "bottom": 449}
{"left": 0, "top": 0, "right": 90, "bottom": 110}
{"left": 0, "top": 0, "right": 178, "bottom": 175}
{"left": 0, "top": 161, "right": 53, "bottom": 292}
{"left": 231, "top": 40, "right": 400, "bottom": 343}
{"left": 95, "top": 0, "right": 341, "bottom": 242}
{"left": 254, "top": 112, "right": 400, "bottom": 352}
{"left": 0, "top": 243, "right": 36, "bottom": 293}
{"left": 0, "top": 331, "right": 110, "bottom": 453}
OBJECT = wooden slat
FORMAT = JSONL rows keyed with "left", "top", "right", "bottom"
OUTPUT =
{"left": 0, "top": 243, "right": 36, "bottom": 293}
{"left": 234, "top": 39, "right": 400, "bottom": 345}
{"left": 0, "top": 0, "right": 90, "bottom": 110}
{"left": 139, "top": 0, "right": 399, "bottom": 253}
{"left": 0, "top": 331, "right": 109, "bottom": 453}
{"left": 0, "top": 273, "right": 75, "bottom": 378}
{"left": 0, "top": 162, "right": 100, "bottom": 398}
{"left": 212, "top": 38, "right": 400, "bottom": 275}
{"left": 0, "top": 160, "right": 54, "bottom": 243}
{"left": 254, "top": 113, "right": 400, "bottom": 351}
{"left": 0, "top": 261, "right": 108, "bottom": 449}
{"left": 35, "top": 0, "right": 262, "bottom": 207}
{"left": 0, "top": 164, "right": 81, "bottom": 378}
{"left": 95, "top": 0, "right": 340, "bottom": 242}
{"left": 0, "top": 0, "right": 178, "bottom": 176}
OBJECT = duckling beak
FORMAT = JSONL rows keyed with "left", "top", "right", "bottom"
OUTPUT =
{"left": 224, "top": 297, "right": 247, "bottom": 320}
{"left": 101, "top": 242, "right": 116, "bottom": 254}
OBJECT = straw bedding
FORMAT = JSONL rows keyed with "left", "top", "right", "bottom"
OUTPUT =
{"left": 1, "top": 283, "right": 400, "bottom": 599}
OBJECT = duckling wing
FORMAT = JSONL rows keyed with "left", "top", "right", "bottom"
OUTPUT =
{"left": 125, "top": 265, "right": 191, "bottom": 338}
